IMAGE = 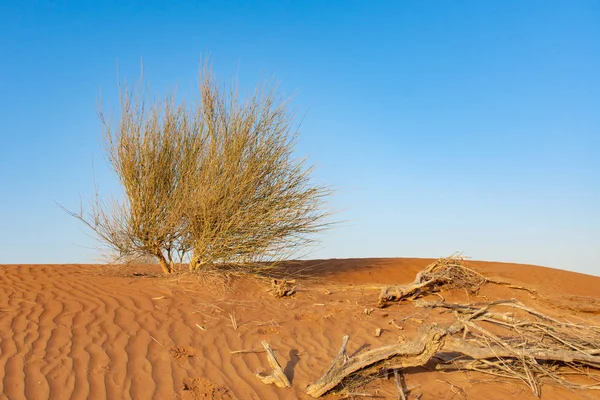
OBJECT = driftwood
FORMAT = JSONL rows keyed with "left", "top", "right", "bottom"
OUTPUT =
{"left": 256, "top": 341, "right": 291, "bottom": 388}
{"left": 378, "top": 254, "right": 487, "bottom": 307}
{"left": 306, "top": 326, "right": 446, "bottom": 398}
{"left": 307, "top": 299, "right": 600, "bottom": 398}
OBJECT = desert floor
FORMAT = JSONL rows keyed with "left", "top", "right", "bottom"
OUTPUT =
{"left": 1, "top": 258, "right": 599, "bottom": 400}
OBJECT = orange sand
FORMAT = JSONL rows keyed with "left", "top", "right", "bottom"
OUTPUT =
{"left": 1, "top": 259, "right": 599, "bottom": 399}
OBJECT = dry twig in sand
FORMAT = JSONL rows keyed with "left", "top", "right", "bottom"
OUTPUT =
{"left": 256, "top": 341, "right": 291, "bottom": 388}
{"left": 229, "top": 311, "right": 238, "bottom": 331}
{"left": 230, "top": 348, "right": 267, "bottom": 355}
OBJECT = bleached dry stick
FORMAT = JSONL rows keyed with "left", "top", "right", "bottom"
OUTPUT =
{"left": 256, "top": 341, "right": 291, "bottom": 388}
{"left": 324, "top": 335, "right": 350, "bottom": 376}
{"left": 230, "top": 348, "right": 266, "bottom": 355}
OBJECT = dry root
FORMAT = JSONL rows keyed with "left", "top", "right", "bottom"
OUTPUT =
{"left": 378, "top": 254, "right": 486, "bottom": 307}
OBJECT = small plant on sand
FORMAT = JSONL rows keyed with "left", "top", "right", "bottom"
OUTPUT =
{"left": 64, "top": 63, "right": 332, "bottom": 274}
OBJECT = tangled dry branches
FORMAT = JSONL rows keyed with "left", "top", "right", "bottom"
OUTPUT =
{"left": 378, "top": 254, "right": 487, "bottom": 307}
{"left": 307, "top": 299, "right": 600, "bottom": 398}
{"left": 308, "top": 301, "right": 600, "bottom": 397}
{"left": 427, "top": 299, "right": 600, "bottom": 396}
{"left": 307, "top": 257, "right": 600, "bottom": 398}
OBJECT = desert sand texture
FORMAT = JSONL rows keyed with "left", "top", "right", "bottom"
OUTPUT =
{"left": 1, "top": 258, "right": 599, "bottom": 400}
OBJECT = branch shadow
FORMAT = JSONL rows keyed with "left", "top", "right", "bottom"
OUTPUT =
{"left": 349, "top": 343, "right": 371, "bottom": 358}
{"left": 284, "top": 349, "right": 300, "bottom": 384}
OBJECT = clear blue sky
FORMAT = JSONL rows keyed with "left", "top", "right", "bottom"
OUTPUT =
{"left": 1, "top": 1, "right": 598, "bottom": 275}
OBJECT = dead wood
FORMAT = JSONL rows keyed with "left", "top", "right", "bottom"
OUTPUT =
{"left": 256, "top": 341, "right": 291, "bottom": 388}
{"left": 230, "top": 348, "right": 267, "bottom": 355}
{"left": 436, "top": 379, "right": 467, "bottom": 400}
{"left": 324, "top": 335, "right": 350, "bottom": 376}
{"left": 341, "top": 393, "right": 383, "bottom": 399}
{"left": 302, "top": 254, "right": 600, "bottom": 397}
{"left": 393, "top": 369, "right": 407, "bottom": 400}
{"left": 306, "top": 326, "right": 446, "bottom": 398}
{"left": 431, "top": 299, "right": 600, "bottom": 395}
{"left": 270, "top": 279, "right": 297, "bottom": 297}
{"left": 378, "top": 254, "right": 487, "bottom": 307}
{"left": 443, "top": 337, "right": 600, "bottom": 366}
{"left": 307, "top": 298, "right": 600, "bottom": 398}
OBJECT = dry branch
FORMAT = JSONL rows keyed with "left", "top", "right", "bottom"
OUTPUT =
{"left": 256, "top": 341, "right": 291, "bottom": 388}
{"left": 324, "top": 335, "right": 350, "bottom": 376}
{"left": 378, "top": 254, "right": 487, "bottom": 307}
{"left": 306, "top": 326, "right": 446, "bottom": 398}
{"left": 230, "top": 348, "right": 266, "bottom": 355}
{"left": 307, "top": 299, "right": 600, "bottom": 397}
{"left": 432, "top": 299, "right": 600, "bottom": 395}
{"left": 393, "top": 369, "right": 407, "bottom": 400}
{"left": 443, "top": 337, "right": 600, "bottom": 366}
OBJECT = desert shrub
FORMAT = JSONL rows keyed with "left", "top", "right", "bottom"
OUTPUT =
{"left": 63, "top": 83, "right": 197, "bottom": 274}
{"left": 64, "top": 64, "right": 332, "bottom": 274}
{"left": 185, "top": 71, "right": 332, "bottom": 271}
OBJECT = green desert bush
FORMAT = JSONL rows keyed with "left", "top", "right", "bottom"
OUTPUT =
{"left": 65, "top": 65, "right": 332, "bottom": 274}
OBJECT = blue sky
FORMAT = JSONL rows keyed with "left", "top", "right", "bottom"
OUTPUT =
{"left": 1, "top": 1, "right": 598, "bottom": 275}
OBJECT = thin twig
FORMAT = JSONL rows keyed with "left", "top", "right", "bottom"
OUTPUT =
{"left": 230, "top": 348, "right": 267, "bottom": 355}
{"left": 393, "top": 369, "right": 407, "bottom": 400}
{"left": 150, "top": 336, "right": 164, "bottom": 347}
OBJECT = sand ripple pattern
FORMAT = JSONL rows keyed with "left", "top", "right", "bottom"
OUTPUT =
{"left": 3, "top": 260, "right": 596, "bottom": 400}
{"left": 0, "top": 264, "right": 389, "bottom": 400}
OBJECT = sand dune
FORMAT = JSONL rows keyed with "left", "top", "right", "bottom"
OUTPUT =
{"left": 1, "top": 259, "right": 599, "bottom": 399}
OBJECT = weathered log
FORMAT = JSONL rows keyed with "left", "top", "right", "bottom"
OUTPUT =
{"left": 256, "top": 341, "right": 291, "bottom": 388}
{"left": 306, "top": 326, "right": 446, "bottom": 398}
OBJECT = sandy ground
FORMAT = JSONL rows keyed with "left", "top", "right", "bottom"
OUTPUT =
{"left": 1, "top": 258, "right": 599, "bottom": 400}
